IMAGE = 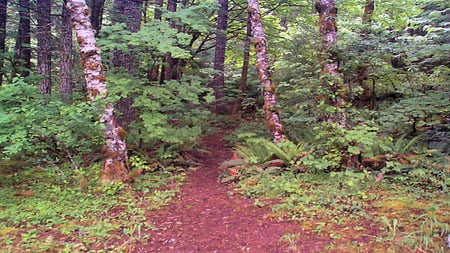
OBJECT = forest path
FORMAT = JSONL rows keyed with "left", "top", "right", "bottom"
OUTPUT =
{"left": 134, "top": 130, "right": 306, "bottom": 253}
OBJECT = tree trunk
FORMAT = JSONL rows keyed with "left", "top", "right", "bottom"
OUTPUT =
{"left": 37, "top": 0, "right": 52, "bottom": 94}
{"left": 0, "top": 0, "right": 6, "bottom": 85}
{"left": 112, "top": 0, "right": 143, "bottom": 129}
{"left": 315, "top": 0, "right": 347, "bottom": 128}
{"left": 162, "top": 0, "right": 177, "bottom": 82}
{"left": 211, "top": 0, "right": 229, "bottom": 114}
{"left": 232, "top": 14, "right": 251, "bottom": 115}
{"left": 66, "top": 0, "right": 129, "bottom": 183}
{"left": 147, "top": 0, "right": 163, "bottom": 82}
{"left": 87, "top": 0, "right": 105, "bottom": 36}
{"left": 60, "top": 0, "right": 73, "bottom": 102}
{"left": 357, "top": 0, "right": 375, "bottom": 109}
{"left": 153, "top": 0, "right": 163, "bottom": 21}
{"left": 248, "top": 0, "right": 286, "bottom": 143}
{"left": 14, "top": 0, "right": 31, "bottom": 77}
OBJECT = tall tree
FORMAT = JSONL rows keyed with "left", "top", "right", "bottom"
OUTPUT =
{"left": 147, "top": 0, "right": 163, "bottom": 81}
{"left": 66, "top": 0, "right": 129, "bottom": 183}
{"left": 357, "top": 0, "right": 374, "bottom": 109}
{"left": 211, "top": 0, "right": 229, "bottom": 114}
{"left": 14, "top": 0, "right": 31, "bottom": 77}
{"left": 36, "top": 0, "right": 52, "bottom": 94}
{"left": 233, "top": 14, "right": 251, "bottom": 115}
{"left": 248, "top": 0, "right": 286, "bottom": 143}
{"left": 87, "top": 0, "right": 105, "bottom": 36}
{"left": 162, "top": 0, "right": 177, "bottom": 82}
{"left": 112, "top": 0, "right": 143, "bottom": 129}
{"left": 60, "top": 0, "right": 73, "bottom": 102}
{"left": 315, "top": 0, "right": 347, "bottom": 128}
{"left": 0, "top": 0, "right": 6, "bottom": 85}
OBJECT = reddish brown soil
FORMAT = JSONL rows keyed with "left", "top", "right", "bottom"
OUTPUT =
{"left": 133, "top": 130, "right": 323, "bottom": 252}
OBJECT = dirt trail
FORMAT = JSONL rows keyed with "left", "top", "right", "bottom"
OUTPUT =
{"left": 134, "top": 130, "right": 305, "bottom": 253}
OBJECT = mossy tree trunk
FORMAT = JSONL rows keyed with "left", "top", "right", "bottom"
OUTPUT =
{"left": 248, "top": 0, "right": 286, "bottom": 143}
{"left": 66, "top": 0, "right": 129, "bottom": 183}
{"left": 315, "top": 0, "right": 347, "bottom": 128}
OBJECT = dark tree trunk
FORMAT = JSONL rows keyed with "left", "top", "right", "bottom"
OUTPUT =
{"left": 147, "top": 0, "right": 163, "bottom": 82}
{"left": 87, "top": 0, "right": 105, "bottom": 36}
{"left": 112, "top": 0, "right": 143, "bottom": 129}
{"left": 357, "top": 0, "right": 375, "bottom": 109}
{"left": 60, "top": 0, "right": 73, "bottom": 102}
{"left": 37, "top": 0, "right": 52, "bottom": 94}
{"left": 211, "top": 0, "right": 229, "bottom": 114}
{"left": 233, "top": 14, "right": 251, "bottom": 115}
{"left": 162, "top": 0, "right": 177, "bottom": 82}
{"left": 66, "top": 0, "right": 129, "bottom": 184}
{"left": 0, "top": 0, "right": 6, "bottom": 85}
{"left": 154, "top": 0, "right": 163, "bottom": 20}
{"left": 14, "top": 0, "right": 31, "bottom": 77}
{"left": 315, "top": 0, "right": 347, "bottom": 128}
{"left": 248, "top": 0, "right": 286, "bottom": 143}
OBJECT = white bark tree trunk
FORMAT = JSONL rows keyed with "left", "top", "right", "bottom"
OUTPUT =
{"left": 248, "top": 0, "right": 286, "bottom": 143}
{"left": 66, "top": 0, "right": 129, "bottom": 183}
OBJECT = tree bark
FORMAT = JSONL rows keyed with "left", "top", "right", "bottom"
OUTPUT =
{"left": 232, "top": 14, "right": 251, "bottom": 115}
{"left": 37, "top": 0, "right": 52, "bottom": 94}
{"left": 14, "top": 0, "right": 31, "bottom": 77}
{"left": 315, "top": 0, "right": 347, "bottom": 128}
{"left": 66, "top": 0, "right": 129, "bottom": 183}
{"left": 0, "top": 0, "right": 6, "bottom": 85}
{"left": 162, "top": 0, "right": 177, "bottom": 82}
{"left": 87, "top": 0, "right": 105, "bottom": 36}
{"left": 357, "top": 0, "right": 374, "bottom": 109}
{"left": 60, "top": 0, "right": 73, "bottom": 102}
{"left": 211, "top": 0, "right": 229, "bottom": 114}
{"left": 147, "top": 0, "right": 163, "bottom": 82}
{"left": 248, "top": 0, "right": 286, "bottom": 143}
{"left": 112, "top": 0, "right": 143, "bottom": 129}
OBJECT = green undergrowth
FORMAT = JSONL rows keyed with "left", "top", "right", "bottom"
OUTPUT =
{"left": 0, "top": 162, "right": 185, "bottom": 252}
{"left": 231, "top": 169, "right": 449, "bottom": 252}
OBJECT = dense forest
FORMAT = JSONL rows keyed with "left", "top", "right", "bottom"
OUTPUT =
{"left": 0, "top": 0, "right": 448, "bottom": 252}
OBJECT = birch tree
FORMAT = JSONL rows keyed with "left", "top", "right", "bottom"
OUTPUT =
{"left": 66, "top": 0, "right": 129, "bottom": 183}
{"left": 248, "top": 0, "right": 286, "bottom": 143}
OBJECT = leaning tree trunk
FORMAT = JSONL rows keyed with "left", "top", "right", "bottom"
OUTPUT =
{"left": 315, "top": 0, "right": 347, "bottom": 128}
{"left": 14, "top": 0, "right": 31, "bottom": 78}
{"left": 248, "top": 0, "right": 286, "bottom": 143}
{"left": 0, "top": 0, "right": 6, "bottom": 85}
{"left": 60, "top": 0, "right": 73, "bottom": 102}
{"left": 37, "top": 0, "right": 52, "bottom": 94}
{"left": 66, "top": 0, "right": 129, "bottom": 183}
{"left": 211, "top": 0, "right": 229, "bottom": 114}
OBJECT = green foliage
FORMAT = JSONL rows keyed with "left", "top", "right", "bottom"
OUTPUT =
{"left": 0, "top": 78, "right": 104, "bottom": 166}
{"left": 0, "top": 163, "right": 185, "bottom": 251}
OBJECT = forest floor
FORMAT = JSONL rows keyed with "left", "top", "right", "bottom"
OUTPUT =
{"left": 0, "top": 129, "right": 448, "bottom": 252}
{"left": 133, "top": 130, "right": 327, "bottom": 252}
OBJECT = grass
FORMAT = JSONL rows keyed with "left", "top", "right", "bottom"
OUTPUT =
{"left": 233, "top": 170, "right": 449, "bottom": 252}
{"left": 0, "top": 163, "right": 185, "bottom": 252}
